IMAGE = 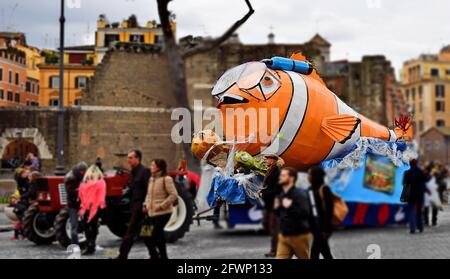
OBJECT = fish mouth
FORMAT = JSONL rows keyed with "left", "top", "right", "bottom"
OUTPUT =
{"left": 216, "top": 93, "right": 249, "bottom": 108}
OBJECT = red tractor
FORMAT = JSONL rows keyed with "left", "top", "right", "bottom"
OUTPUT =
{"left": 22, "top": 168, "right": 195, "bottom": 247}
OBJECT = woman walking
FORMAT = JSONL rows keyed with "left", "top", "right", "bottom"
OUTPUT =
{"left": 78, "top": 165, "right": 106, "bottom": 255}
{"left": 143, "top": 159, "right": 178, "bottom": 259}
{"left": 308, "top": 166, "right": 334, "bottom": 259}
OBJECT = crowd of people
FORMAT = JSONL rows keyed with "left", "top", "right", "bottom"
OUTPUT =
{"left": 402, "top": 159, "right": 448, "bottom": 234}
{"left": 258, "top": 154, "right": 335, "bottom": 260}
{"left": 9, "top": 153, "right": 41, "bottom": 240}
{"left": 7, "top": 149, "right": 449, "bottom": 260}
{"left": 9, "top": 149, "right": 179, "bottom": 259}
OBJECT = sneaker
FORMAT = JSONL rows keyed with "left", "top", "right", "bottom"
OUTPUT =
{"left": 10, "top": 236, "right": 19, "bottom": 241}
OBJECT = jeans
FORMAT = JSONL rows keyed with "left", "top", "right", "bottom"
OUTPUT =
{"left": 423, "top": 206, "right": 438, "bottom": 226}
{"left": 145, "top": 213, "right": 171, "bottom": 259}
{"left": 68, "top": 207, "right": 79, "bottom": 245}
{"left": 82, "top": 210, "right": 100, "bottom": 250}
{"left": 118, "top": 205, "right": 154, "bottom": 259}
{"left": 408, "top": 202, "right": 423, "bottom": 233}
{"left": 311, "top": 235, "right": 333, "bottom": 259}
{"left": 262, "top": 210, "right": 279, "bottom": 253}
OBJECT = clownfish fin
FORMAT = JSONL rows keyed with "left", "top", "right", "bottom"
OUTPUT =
{"left": 290, "top": 52, "right": 326, "bottom": 86}
{"left": 321, "top": 114, "right": 361, "bottom": 144}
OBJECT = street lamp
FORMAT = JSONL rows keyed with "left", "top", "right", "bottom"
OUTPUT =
{"left": 16, "top": 130, "right": 23, "bottom": 165}
{"left": 54, "top": 0, "right": 65, "bottom": 175}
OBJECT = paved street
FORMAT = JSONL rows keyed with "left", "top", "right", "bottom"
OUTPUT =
{"left": 1, "top": 207, "right": 450, "bottom": 259}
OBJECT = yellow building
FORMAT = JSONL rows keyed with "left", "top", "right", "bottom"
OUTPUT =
{"left": 401, "top": 45, "right": 450, "bottom": 136}
{"left": 16, "top": 44, "right": 43, "bottom": 106}
{"left": 38, "top": 15, "right": 175, "bottom": 107}
{"left": 95, "top": 14, "right": 176, "bottom": 63}
{"left": 38, "top": 46, "right": 96, "bottom": 107}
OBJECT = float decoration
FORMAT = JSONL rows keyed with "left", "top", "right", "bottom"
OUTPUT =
{"left": 192, "top": 54, "right": 416, "bottom": 218}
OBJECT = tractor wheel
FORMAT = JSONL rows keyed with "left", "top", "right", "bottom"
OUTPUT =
{"left": 164, "top": 183, "right": 194, "bottom": 243}
{"left": 23, "top": 204, "right": 56, "bottom": 245}
{"left": 106, "top": 219, "right": 128, "bottom": 238}
{"left": 54, "top": 208, "right": 86, "bottom": 248}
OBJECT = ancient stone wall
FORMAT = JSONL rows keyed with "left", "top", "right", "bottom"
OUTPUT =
{"left": 0, "top": 45, "right": 182, "bottom": 173}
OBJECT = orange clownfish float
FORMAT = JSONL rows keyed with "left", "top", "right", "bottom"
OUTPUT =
{"left": 192, "top": 53, "right": 413, "bottom": 170}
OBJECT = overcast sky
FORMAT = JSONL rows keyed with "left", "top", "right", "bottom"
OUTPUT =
{"left": 1, "top": 0, "right": 449, "bottom": 74}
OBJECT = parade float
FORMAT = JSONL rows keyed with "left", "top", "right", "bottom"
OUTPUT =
{"left": 191, "top": 54, "right": 417, "bottom": 227}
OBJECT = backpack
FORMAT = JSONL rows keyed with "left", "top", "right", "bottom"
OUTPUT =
{"left": 319, "top": 185, "right": 349, "bottom": 225}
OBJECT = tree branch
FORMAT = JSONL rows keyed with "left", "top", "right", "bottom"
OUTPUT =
{"left": 157, "top": 0, "right": 176, "bottom": 46}
{"left": 181, "top": 0, "right": 254, "bottom": 59}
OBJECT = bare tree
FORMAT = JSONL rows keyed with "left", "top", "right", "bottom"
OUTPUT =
{"left": 156, "top": 0, "right": 254, "bottom": 169}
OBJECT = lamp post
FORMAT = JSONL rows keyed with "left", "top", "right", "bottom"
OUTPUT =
{"left": 16, "top": 130, "right": 23, "bottom": 166}
{"left": 54, "top": 0, "right": 65, "bottom": 175}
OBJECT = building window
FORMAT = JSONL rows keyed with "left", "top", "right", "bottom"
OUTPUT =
{"left": 14, "top": 93, "right": 20, "bottom": 103}
{"left": 49, "top": 76, "right": 60, "bottom": 88}
{"left": 419, "top": 121, "right": 424, "bottom": 132}
{"left": 0, "top": 89, "right": 3, "bottom": 100}
{"left": 31, "top": 83, "right": 35, "bottom": 94}
{"left": 75, "top": 76, "right": 88, "bottom": 89}
{"left": 405, "top": 89, "right": 409, "bottom": 100}
{"left": 130, "top": 34, "right": 144, "bottom": 43}
{"left": 436, "top": 84, "right": 445, "bottom": 98}
{"left": 74, "top": 99, "right": 81, "bottom": 106}
{"left": 437, "top": 119, "right": 446, "bottom": 127}
{"left": 419, "top": 102, "right": 423, "bottom": 113}
{"left": 26, "top": 81, "right": 31, "bottom": 93}
{"left": 49, "top": 99, "right": 59, "bottom": 106}
{"left": 436, "top": 100, "right": 445, "bottom": 112}
{"left": 68, "top": 53, "right": 87, "bottom": 64}
{"left": 411, "top": 88, "right": 416, "bottom": 101}
{"left": 37, "top": 85, "right": 40, "bottom": 95}
{"left": 446, "top": 69, "right": 450, "bottom": 75}
{"left": 0, "top": 68, "right": 3, "bottom": 81}
{"left": 15, "top": 72, "right": 19, "bottom": 85}
{"left": 418, "top": 86, "right": 423, "bottom": 99}
{"left": 104, "top": 34, "right": 120, "bottom": 47}
{"left": 8, "top": 71, "right": 12, "bottom": 83}
{"left": 431, "top": 68, "right": 440, "bottom": 77}
{"left": 7, "top": 91, "right": 13, "bottom": 101}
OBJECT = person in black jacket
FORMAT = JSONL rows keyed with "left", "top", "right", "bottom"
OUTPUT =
{"left": 65, "top": 162, "right": 88, "bottom": 247}
{"left": 403, "top": 159, "right": 429, "bottom": 234}
{"left": 117, "top": 149, "right": 152, "bottom": 259}
{"left": 259, "top": 154, "right": 284, "bottom": 257}
{"left": 275, "top": 167, "right": 312, "bottom": 259}
{"left": 308, "top": 166, "right": 334, "bottom": 259}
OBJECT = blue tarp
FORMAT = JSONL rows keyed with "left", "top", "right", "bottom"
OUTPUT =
{"left": 207, "top": 175, "right": 247, "bottom": 206}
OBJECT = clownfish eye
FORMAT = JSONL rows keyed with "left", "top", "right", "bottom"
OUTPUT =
{"left": 258, "top": 71, "right": 280, "bottom": 98}
{"left": 262, "top": 76, "right": 274, "bottom": 87}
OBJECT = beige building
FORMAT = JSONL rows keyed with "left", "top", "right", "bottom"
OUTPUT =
{"left": 401, "top": 46, "right": 450, "bottom": 136}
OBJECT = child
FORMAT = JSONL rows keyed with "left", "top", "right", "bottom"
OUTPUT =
{"left": 9, "top": 191, "right": 25, "bottom": 240}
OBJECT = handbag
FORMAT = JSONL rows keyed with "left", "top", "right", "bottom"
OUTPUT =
{"left": 140, "top": 216, "right": 154, "bottom": 237}
{"left": 319, "top": 185, "right": 349, "bottom": 225}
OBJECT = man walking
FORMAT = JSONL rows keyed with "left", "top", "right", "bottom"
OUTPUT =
{"left": 403, "top": 159, "right": 429, "bottom": 234}
{"left": 65, "top": 162, "right": 88, "bottom": 248}
{"left": 259, "top": 154, "right": 283, "bottom": 257}
{"left": 117, "top": 149, "right": 151, "bottom": 259}
{"left": 275, "top": 167, "right": 313, "bottom": 259}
